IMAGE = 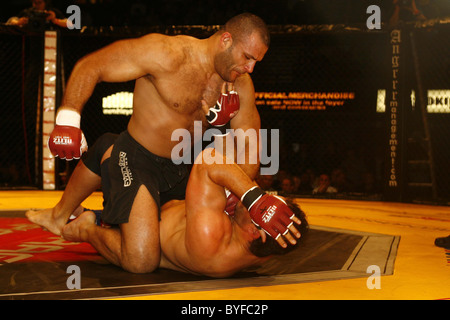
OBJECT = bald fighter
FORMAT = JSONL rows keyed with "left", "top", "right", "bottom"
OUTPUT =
{"left": 28, "top": 13, "right": 273, "bottom": 273}
{"left": 58, "top": 135, "right": 307, "bottom": 276}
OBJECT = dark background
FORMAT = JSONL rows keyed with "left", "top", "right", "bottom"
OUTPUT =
{"left": 1, "top": 0, "right": 450, "bottom": 27}
{"left": 1, "top": 0, "right": 450, "bottom": 204}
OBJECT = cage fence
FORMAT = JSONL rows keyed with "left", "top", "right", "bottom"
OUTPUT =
{"left": 0, "top": 23, "right": 449, "bottom": 204}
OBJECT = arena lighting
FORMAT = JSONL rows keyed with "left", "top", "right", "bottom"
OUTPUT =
{"left": 376, "top": 89, "right": 450, "bottom": 113}
{"left": 102, "top": 91, "right": 357, "bottom": 114}
{"left": 102, "top": 92, "right": 133, "bottom": 115}
{"left": 103, "top": 89, "right": 450, "bottom": 114}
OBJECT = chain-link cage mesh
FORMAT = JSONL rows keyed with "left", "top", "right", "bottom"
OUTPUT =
{"left": 252, "top": 29, "right": 389, "bottom": 199}
{"left": 0, "top": 24, "right": 449, "bottom": 203}
{"left": 0, "top": 28, "right": 41, "bottom": 189}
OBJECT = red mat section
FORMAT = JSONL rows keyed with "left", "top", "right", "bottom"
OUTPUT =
{"left": 0, "top": 218, "right": 101, "bottom": 265}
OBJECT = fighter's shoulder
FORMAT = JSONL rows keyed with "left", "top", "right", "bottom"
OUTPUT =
{"left": 235, "top": 74, "right": 255, "bottom": 99}
{"left": 136, "top": 33, "right": 191, "bottom": 70}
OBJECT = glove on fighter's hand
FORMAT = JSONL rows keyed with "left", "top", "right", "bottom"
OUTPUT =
{"left": 241, "top": 187, "right": 295, "bottom": 240}
{"left": 224, "top": 188, "right": 240, "bottom": 217}
{"left": 206, "top": 84, "right": 239, "bottom": 127}
{"left": 48, "top": 109, "right": 88, "bottom": 160}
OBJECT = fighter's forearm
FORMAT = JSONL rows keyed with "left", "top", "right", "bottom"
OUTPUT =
{"left": 213, "top": 134, "right": 259, "bottom": 181}
{"left": 204, "top": 150, "right": 257, "bottom": 198}
{"left": 237, "top": 162, "right": 259, "bottom": 181}
{"left": 235, "top": 136, "right": 260, "bottom": 180}
{"left": 60, "top": 56, "right": 101, "bottom": 113}
{"left": 229, "top": 74, "right": 261, "bottom": 181}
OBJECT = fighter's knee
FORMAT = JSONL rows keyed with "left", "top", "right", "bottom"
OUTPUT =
{"left": 121, "top": 250, "right": 160, "bottom": 274}
{"left": 122, "top": 258, "right": 159, "bottom": 274}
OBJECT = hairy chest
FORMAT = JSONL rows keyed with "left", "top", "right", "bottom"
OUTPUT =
{"left": 151, "top": 67, "right": 224, "bottom": 115}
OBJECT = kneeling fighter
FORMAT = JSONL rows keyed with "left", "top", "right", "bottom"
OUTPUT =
{"left": 28, "top": 13, "right": 270, "bottom": 273}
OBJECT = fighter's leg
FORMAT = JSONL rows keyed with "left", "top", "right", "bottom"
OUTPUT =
{"left": 26, "top": 133, "right": 117, "bottom": 235}
{"left": 62, "top": 184, "right": 160, "bottom": 273}
{"left": 63, "top": 130, "right": 162, "bottom": 273}
{"left": 26, "top": 161, "right": 101, "bottom": 236}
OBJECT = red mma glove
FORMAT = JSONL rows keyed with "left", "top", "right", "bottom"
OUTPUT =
{"left": 206, "top": 88, "right": 239, "bottom": 127}
{"left": 48, "top": 109, "right": 88, "bottom": 160}
{"left": 241, "top": 186, "right": 295, "bottom": 240}
{"left": 224, "top": 188, "right": 240, "bottom": 217}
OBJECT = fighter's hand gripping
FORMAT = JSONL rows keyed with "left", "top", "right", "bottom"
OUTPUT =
{"left": 205, "top": 82, "right": 240, "bottom": 127}
{"left": 241, "top": 187, "right": 301, "bottom": 246}
{"left": 48, "top": 109, "right": 88, "bottom": 160}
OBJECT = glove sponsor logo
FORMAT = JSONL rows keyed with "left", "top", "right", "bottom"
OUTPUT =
{"left": 119, "top": 151, "right": 133, "bottom": 187}
{"left": 261, "top": 205, "right": 277, "bottom": 223}
{"left": 53, "top": 136, "right": 73, "bottom": 145}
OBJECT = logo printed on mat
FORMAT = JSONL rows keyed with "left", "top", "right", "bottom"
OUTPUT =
{"left": 0, "top": 218, "right": 100, "bottom": 265}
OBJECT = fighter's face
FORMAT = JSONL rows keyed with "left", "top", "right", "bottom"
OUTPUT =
{"left": 215, "top": 31, "right": 268, "bottom": 82}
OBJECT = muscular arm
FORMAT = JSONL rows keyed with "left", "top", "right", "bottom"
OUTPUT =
{"left": 181, "top": 149, "right": 258, "bottom": 276}
{"left": 230, "top": 74, "right": 261, "bottom": 180}
{"left": 60, "top": 34, "right": 177, "bottom": 113}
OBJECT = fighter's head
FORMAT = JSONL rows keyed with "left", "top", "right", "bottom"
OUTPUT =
{"left": 214, "top": 13, "right": 270, "bottom": 82}
{"left": 233, "top": 197, "right": 309, "bottom": 257}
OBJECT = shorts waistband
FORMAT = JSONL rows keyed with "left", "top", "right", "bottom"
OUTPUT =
{"left": 121, "top": 130, "right": 175, "bottom": 165}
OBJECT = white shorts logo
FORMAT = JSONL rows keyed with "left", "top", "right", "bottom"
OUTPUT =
{"left": 119, "top": 151, "right": 133, "bottom": 187}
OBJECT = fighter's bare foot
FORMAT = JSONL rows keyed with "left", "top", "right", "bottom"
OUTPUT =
{"left": 26, "top": 206, "right": 84, "bottom": 236}
{"left": 26, "top": 207, "right": 64, "bottom": 236}
{"left": 62, "top": 210, "right": 96, "bottom": 242}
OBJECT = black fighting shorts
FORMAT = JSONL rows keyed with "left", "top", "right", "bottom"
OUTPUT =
{"left": 82, "top": 131, "right": 189, "bottom": 225}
